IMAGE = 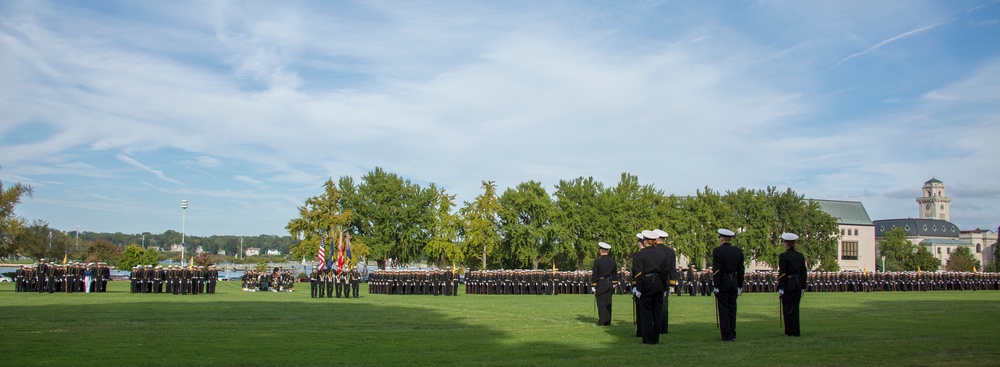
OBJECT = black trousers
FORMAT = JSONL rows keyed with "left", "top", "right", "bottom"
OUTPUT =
{"left": 660, "top": 291, "right": 669, "bottom": 334}
{"left": 716, "top": 290, "right": 738, "bottom": 341}
{"left": 638, "top": 277, "right": 665, "bottom": 344}
{"left": 595, "top": 281, "right": 613, "bottom": 326}
{"left": 782, "top": 291, "right": 802, "bottom": 336}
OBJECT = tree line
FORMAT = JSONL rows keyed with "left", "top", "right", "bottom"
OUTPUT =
{"left": 286, "top": 167, "right": 843, "bottom": 272}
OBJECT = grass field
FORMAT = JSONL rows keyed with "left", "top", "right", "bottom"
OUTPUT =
{"left": 1, "top": 282, "right": 998, "bottom": 367}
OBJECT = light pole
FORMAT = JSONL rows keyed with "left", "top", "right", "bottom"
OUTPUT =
{"left": 181, "top": 200, "right": 188, "bottom": 266}
{"left": 881, "top": 255, "right": 886, "bottom": 272}
{"left": 75, "top": 225, "right": 80, "bottom": 251}
{"left": 239, "top": 237, "right": 243, "bottom": 260}
{"left": 48, "top": 231, "right": 52, "bottom": 250}
{"left": 141, "top": 234, "right": 145, "bottom": 248}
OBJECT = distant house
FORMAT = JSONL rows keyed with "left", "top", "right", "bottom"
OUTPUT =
{"left": 265, "top": 249, "right": 281, "bottom": 256}
{"left": 245, "top": 247, "right": 260, "bottom": 257}
{"left": 195, "top": 246, "right": 204, "bottom": 254}
{"left": 217, "top": 249, "right": 226, "bottom": 256}
{"left": 169, "top": 244, "right": 185, "bottom": 252}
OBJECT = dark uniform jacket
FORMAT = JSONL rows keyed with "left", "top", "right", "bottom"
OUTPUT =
{"left": 778, "top": 248, "right": 807, "bottom": 293}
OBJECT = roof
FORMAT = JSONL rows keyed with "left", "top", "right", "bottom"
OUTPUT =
{"left": 873, "top": 218, "right": 960, "bottom": 238}
{"left": 919, "top": 238, "right": 972, "bottom": 246}
{"left": 925, "top": 177, "right": 943, "bottom": 185}
{"left": 808, "top": 199, "right": 873, "bottom": 226}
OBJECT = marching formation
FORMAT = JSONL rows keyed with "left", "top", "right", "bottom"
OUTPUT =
{"left": 309, "top": 268, "right": 360, "bottom": 298}
{"left": 13, "top": 260, "right": 110, "bottom": 293}
{"left": 242, "top": 269, "right": 296, "bottom": 292}
{"left": 368, "top": 269, "right": 456, "bottom": 295}
{"left": 129, "top": 265, "right": 218, "bottom": 295}
{"left": 464, "top": 270, "right": 595, "bottom": 295}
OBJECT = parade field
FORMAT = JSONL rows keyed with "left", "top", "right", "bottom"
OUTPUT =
{"left": 1, "top": 282, "right": 998, "bottom": 367}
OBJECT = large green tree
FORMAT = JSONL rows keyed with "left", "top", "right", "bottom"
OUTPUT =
{"left": 603, "top": 173, "right": 663, "bottom": 264}
{"left": 945, "top": 246, "right": 979, "bottom": 272}
{"left": 460, "top": 181, "right": 502, "bottom": 270}
{"left": 82, "top": 239, "right": 122, "bottom": 264}
{"left": 286, "top": 178, "right": 352, "bottom": 266}
{"left": 0, "top": 177, "right": 33, "bottom": 259}
{"left": 423, "top": 186, "right": 464, "bottom": 269}
{"left": 340, "top": 167, "right": 436, "bottom": 269}
{"left": 908, "top": 246, "right": 941, "bottom": 272}
{"left": 877, "top": 227, "right": 912, "bottom": 272}
{"left": 117, "top": 244, "right": 159, "bottom": 270}
{"left": 552, "top": 177, "right": 605, "bottom": 270}
{"left": 498, "top": 181, "right": 557, "bottom": 269}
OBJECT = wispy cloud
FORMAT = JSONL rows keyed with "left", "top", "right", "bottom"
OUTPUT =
{"left": 115, "top": 154, "right": 183, "bottom": 186}
{"left": 834, "top": 22, "right": 946, "bottom": 68}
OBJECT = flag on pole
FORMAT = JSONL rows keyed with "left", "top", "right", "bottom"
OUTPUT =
{"left": 317, "top": 237, "right": 326, "bottom": 271}
{"left": 62, "top": 252, "right": 67, "bottom": 265}
{"left": 345, "top": 235, "right": 353, "bottom": 264}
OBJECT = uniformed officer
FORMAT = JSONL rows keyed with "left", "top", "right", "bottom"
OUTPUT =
{"left": 591, "top": 241, "right": 617, "bottom": 326}
{"left": 778, "top": 232, "right": 807, "bottom": 337}
{"left": 633, "top": 230, "right": 669, "bottom": 345}
{"left": 713, "top": 228, "right": 744, "bottom": 342}
{"left": 652, "top": 229, "right": 678, "bottom": 334}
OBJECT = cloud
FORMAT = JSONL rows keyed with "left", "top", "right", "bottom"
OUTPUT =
{"left": 834, "top": 22, "right": 946, "bottom": 68}
{"left": 234, "top": 175, "right": 265, "bottom": 188}
{"left": 115, "top": 154, "right": 183, "bottom": 186}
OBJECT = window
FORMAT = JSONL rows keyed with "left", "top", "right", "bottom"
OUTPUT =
{"left": 841, "top": 229, "right": 845, "bottom": 236}
{"left": 937, "top": 247, "right": 941, "bottom": 254}
{"left": 841, "top": 241, "right": 859, "bottom": 260}
{"left": 947, "top": 248, "right": 951, "bottom": 254}
{"left": 977, "top": 244, "right": 982, "bottom": 253}
{"left": 854, "top": 229, "right": 859, "bottom": 236}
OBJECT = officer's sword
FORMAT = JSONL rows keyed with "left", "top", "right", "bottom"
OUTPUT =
{"left": 714, "top": 295, "right": 719, "bottom": 328}
{"left": 779, "top": 296, "right": 784, "bottom": 328}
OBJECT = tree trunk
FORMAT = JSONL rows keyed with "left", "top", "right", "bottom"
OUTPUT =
{"left": 532, "top": 258, "right": 539, "bottom": 270}
{"left": 482, "top": 245, "right": 487, "bottom": 270}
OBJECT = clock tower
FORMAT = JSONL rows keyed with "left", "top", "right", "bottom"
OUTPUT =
{"left": 916, "top": 178, "right": 951, "bottom": 221}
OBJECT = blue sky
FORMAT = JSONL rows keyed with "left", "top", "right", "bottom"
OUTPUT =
{"left": 2, "top": 1, "right": 999, "bottom": 237}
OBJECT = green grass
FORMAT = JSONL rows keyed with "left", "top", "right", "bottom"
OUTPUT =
{"left": 1, "top": 282, "right": 998, "bottom": 366}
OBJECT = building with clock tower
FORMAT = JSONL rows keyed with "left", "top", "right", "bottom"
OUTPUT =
{"left": 916, "top": 178, "right": 951, "bottom": 221}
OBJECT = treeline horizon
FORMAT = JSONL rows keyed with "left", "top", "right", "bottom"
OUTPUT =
{"left": 285, "top": 167, "right": 843, "bottom": 273}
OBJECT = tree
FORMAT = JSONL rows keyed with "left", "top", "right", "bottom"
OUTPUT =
{"left": 945, "top": 246, "right": 980, "bottom": 272}
{"left": 907, "top": 246, "right": 940, "bottom": 272}
{"left": 877, "top": 228, "right": 912, "bottom": 272}
{"left": 0, "top": 176, "right": 33, "bottom": 259}
{"left": 83, "top": 239, "right": 122, "bottom": 264}
{"left": 340, "top": 168, "right": 436, "bottom": 269}
{"left": 423, "top": 186, "right": 464, "bottom": 269}
{"left": 498, "top": 181, "right": 556, "bottom": 269}
{"left": 604, "top": 173, "right": 662, "bottom": 266}
{"left": 117, "top": 244, "right": 158, "bottom": 270}
{"left": 460, "top": 181, "right": 502, "bottom": 270}
{"left": 552, "top": 177, "right": 606, "bottom": 270}
{"left": 193, "top": 252, "right": 214, "bottom": 267}
{"left": 286, "top": 178, "right": 352, "bottom": 268}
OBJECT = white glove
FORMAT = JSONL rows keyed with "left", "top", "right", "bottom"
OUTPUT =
{"left": 737, "top": 288, "right": 742, "bottom": 296}
{"left": 712, "top": 287, "right": 719, "bottom": 294}
{"left": 632, "top": 288, "right": 642, "bottom": 298}
{"left": 591, "top": 287, "right": 596, "bottom": 293}
{"left": 778, "top": 289, "right": 784, "bottom": 296}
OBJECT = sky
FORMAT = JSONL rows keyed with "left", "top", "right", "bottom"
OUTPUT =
{"left": 1, "top": 1, "right": 999, "bottom": 237}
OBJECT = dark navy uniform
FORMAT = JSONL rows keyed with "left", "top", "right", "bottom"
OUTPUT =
{"left": 634, "top": 232, "right": 670, "bottom": 345}
{"left": 712, "top": 229, "right": 744, "bottom": 342}
{"left": 778, "top": 235, "right": 807, "bottom": 337}
{"left": 591, "top": 243, "right": 617, "bottom": 326}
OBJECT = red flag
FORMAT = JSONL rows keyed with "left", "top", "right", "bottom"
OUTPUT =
{"left": 317, "top": 237, "right": 326, "bottom": 271}
{"left": 336, "top": 244, "right": 345, "bottom": 275}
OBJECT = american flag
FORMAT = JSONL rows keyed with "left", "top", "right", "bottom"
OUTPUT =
{"left": 317, "top": 237, "right": 326, "bottom": 271}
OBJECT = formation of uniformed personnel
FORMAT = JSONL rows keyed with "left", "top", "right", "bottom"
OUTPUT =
{"left": 241, "top": 269, "right": 294, "bottom": 292}
{"left": 591, "top": 241, "right": 617, "bottom": 326}
{"left": 130, "top": 265, "right": 217, "bottom": 295}
{"left": 369, "top": 269, "right": 457, "bottom": 295}
{"left": 778, "top": 232, "right": 807, "bottom": 337}
{"left": 632, "top": 230, "right": 670, "bottom": 345}
{"left": 712, "top": 228, "right": 744, "bottom": 342}
{"left": 465, "top": 270, "right": 595, "bottom": 295}
{"left": 14, "top": 261, "right": 110, "bottom": 293}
